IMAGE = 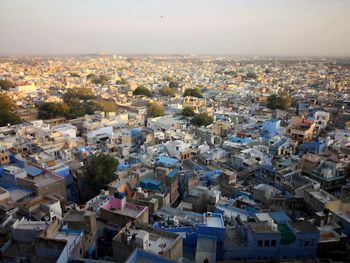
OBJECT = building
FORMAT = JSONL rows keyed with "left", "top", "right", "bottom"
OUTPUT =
{"left": 286, "top": 116, "right": 316, "bottom": 143}
{"left": 113, "top": 221, "right": 182, "bottom": 262}
{"left": 100, "top": 191, "right": 149, "bottom": 226}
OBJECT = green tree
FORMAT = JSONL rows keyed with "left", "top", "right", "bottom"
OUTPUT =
{"left": 182, "top": 106, "right": 195, "bottom": 117}
{"left": 69, "top": 72, "right": 80, "bottom": 78}
{"left": 82, "top": 153, "right": 119, "bottom": 201}
{"left": 133, "top": 85, "right": 152, "bottom": 97}
{"left": 246, "top": 72, "right": 257, "bottom": 79}
{"left": 0, "top": 94, "right": 15, "bottom": 110}
{"left": 63, "top": 87, "right": 95, "bottom": 104}
{"left": 115, "top": 78, "right": 128, "bottom": 85}
{"left": 0, "top": 79, "right": 14, "bottom": 91}
{"left": 159, "top": 86, "right": 175, "bottom": 97}
{"left": 147, "top": 102, "right": 164, "bottom": 117}
{"left": 86, "top": 73, "right": 96, "bottom": 80}
{"left": 67, "top": 101, "right": 99, "bottom": 119}
{"left": 183, "top": 88, "right": 203, "bottom": 98}
{"left": 91, "top": 74, "right": 110, "bottom": 86}
{"left": 169, "top": 81, "right": 179, "bottom": 89}
{"left": 191, "top": 112, "right": 214, "bottom": 126}
{"left": 0, "top": 111, "right": 22, "bottom": 127}
{"left": 38, "top": 102, "right": 70, "bottom": 119}
{"left": 96, "top": 99, "right": 118, "bottom": 112}
{"left": 267, "top": 92, "right": 294, "bottom": 110}
{"left": 0, "top": 94, "right": 21, "bottom": 127}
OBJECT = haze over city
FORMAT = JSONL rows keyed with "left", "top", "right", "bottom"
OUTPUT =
{"left": 1, "top": 0, "right": 350, "bottom": 56}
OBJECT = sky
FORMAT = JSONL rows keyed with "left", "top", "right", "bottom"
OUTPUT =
{"left": 0, "top": 0, "right": 350, "bottom": 56}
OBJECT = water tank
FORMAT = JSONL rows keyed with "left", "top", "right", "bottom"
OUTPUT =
{"left": 271, "top": 223, "right": 278, "bottom": 232}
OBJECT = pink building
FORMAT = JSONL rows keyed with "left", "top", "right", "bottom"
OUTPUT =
{"left": 100, "top": 192, "right": 149, "bottom": 226}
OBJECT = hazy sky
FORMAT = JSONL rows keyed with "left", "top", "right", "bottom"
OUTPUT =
{"left": 0, "top": 0, "right": 350, "bottom": 56}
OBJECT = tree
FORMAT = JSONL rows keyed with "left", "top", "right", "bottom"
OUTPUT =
{"left": 69, "top": 72, "right": 80, "bottom": 78}
{"left": 96, "top": 99, "right": 118, "bottom": 112}
{"left": 86, "top": 73, "right": 96, "bottom": 80}
{"left": 169, "top": 80, "right": 179, "bottom": 89}
{"left": 82, "top": 153, "right": 119, "bottom": 201}
{"left": 0, "top": 94, "right": 15, "bottom": 110}
{"left": 0, "top": 79, "right": 14, "bottom": 91}
{"left": 133, "top": 86, "right": 152, "bottom": 97}
{"left": 183, "top": 88, "right": 203, "bottom": 98}
{"left": 63, "top": 87, "right": 95, "bottom": 104}
{"left": 67, "top": 101, "right": 99, "bottom": 119}
{"left": 115, "top": 78, "right": 128, "bottom": 85}
{"left": 0, "top": 94, "right": 21, "bottom": 127}
{"left": 147, "top": 102, "right": 164, "bottom": 117}
{"left": 191, "top": 113, "right": 213, "bottom": 126}
{"left": 267, "top": 92, "right": 294, "bottom": 110}
{"left": 246, "top": 72, "right": 257, "bottom": 80}
{"left": 0, "top": 111, "right": 22, "bottom": 127}
{"left": 38, "top": 102, "right": 69, "bottom": 119}
{"left": 91, "top": 74, "right": 110, "bottom": 86}
{"left": 182, "top": 106, "right": 195, "bottom": 117}
{"left": 62, "top": 88, "right": 101, "bottom": 118}
{"left": 159, "top": 86, "right": 175, "bottom": 97}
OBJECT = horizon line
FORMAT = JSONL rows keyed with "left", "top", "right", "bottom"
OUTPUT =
{"left": 1, "top": 53, "right": 350, "bottom": 59}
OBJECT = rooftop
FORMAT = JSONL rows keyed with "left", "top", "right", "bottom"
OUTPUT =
{"left": 125, "top": 248, "right": 175, "bottom": 263}
{"left": 247, "top": 222, "right": 278, "bottom": 233}
{"left": 292, "top": 221, "right": 319, "bottom": 232}
{"left": 195, "top": 235, "right": 216, "bottom": 263}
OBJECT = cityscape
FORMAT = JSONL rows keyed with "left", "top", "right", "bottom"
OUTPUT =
{"left": 0, "top": 1, "right": 350, "bottom": 263}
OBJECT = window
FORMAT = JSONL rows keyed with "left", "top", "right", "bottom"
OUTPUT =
{"left": 264, "top": 240, "right": 270, "bottom": 247}
{"left": 258, "top": 240, "right": 263, "bottom": 247}
{"left": 271, "top": 240, "right": 276, "bottom": 247}
{"left": 304, "top": 241, "right": 309, "bottom": 247}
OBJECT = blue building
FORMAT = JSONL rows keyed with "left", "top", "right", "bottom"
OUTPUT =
{"left": 153, "top": 209, "right": 225, "bottom": 261}
{"left": 140, "top": 178, "right": 162, "bottom": 191}
{"left": 156, "top": 155, "right": 178, "bottom": 168}
{"left": 228, "top": 135, "right": 254, "bottom": 145}
{"left": 223, "top": 212, "right": 320, "bottom": 261}
{"left": 298, "top": 141, "right": 326, "bottom": 155}
{"left": 261, "top": 119, "right": 281, "bottom": 140}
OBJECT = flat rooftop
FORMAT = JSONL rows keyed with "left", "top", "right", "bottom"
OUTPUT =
{"left": 128, "top": 228, "right": 175, "bottom": 255}
{"left": 126, "top": 248, "right": 175, "bottom": 263}
{"left": 205, "top": 215, "right": 224, "bottom": 228}
{"left": 54, "top": 230, "right": 81, "bottom": 250}
{"left": 64, "top": 210, "right": 93, "bottom": 222}
{"left": 6, "top": 187, "right": 33, "bottom": 202}
{"left": 333, "top": 209, "right": 350, "bottom": 222}
{"left": 292, "top": 221, "right": 319, "bottom": 232}
{"left": 319, "top": 231, "right": 339, "bottom": 242}
{"left": 308, "top": 190, "right": 337, "bottom": 203}
{"left": 195, "top": 235, "right": 216, "bottom": 263}
{"left": 248, "top": 222, "right": 278, "bottom": 233}
{"left": 14, "top": 221, "right": 48, "bottom": 230}
{"left": 111, "top": 206, "right": 142, "bottom": 218}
